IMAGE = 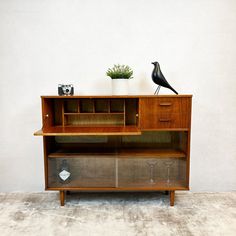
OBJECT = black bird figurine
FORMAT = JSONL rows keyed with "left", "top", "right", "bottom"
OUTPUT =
{"left": 151, "top": 61, "right": 178, "bottom": 95}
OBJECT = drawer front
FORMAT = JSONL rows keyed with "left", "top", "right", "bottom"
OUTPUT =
{"left": 150, "top": 112, "right": 190, "bottom": 129}
{"left": 140, "top": 97, "right": 191, "bottom": 129}
{"left": 48, "top": 157, "right": 116, "bottom": 188}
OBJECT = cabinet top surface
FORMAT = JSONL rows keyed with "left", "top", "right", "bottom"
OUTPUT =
{"left": 41, "top": 95, "right": 192, "bottom": 98}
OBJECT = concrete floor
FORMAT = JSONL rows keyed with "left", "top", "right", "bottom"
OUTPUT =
{"left": 0, "top": 192, "right": 235, "bottom": 236}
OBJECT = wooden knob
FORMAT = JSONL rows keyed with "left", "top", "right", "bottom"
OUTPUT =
{"left": 159, "top": 118, "right": 171, "bottom": 122}
{"left": 159, "top": 102, "right": 172, "bottom": 106}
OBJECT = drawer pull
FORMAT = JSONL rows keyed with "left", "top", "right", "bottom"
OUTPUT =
{"left": 159, "top": 118, "right": 171, "bottom": 122}
{"left": 159, "top": 102, "right": 172, "bottom": 106}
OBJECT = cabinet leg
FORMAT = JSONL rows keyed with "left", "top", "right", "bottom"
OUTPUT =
{"left": 170, "top": 190, "right": 175, "bottom": 206}
{"left": 60, "top": 191, "right": 65, "bottom": 206}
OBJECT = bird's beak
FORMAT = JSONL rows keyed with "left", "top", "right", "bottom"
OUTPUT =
{"left": 151, "top": 62, "right": 155, "bottom": 65}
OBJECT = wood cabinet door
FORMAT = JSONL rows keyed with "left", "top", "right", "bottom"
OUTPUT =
{"left": 139, "top": 97, "right": 191, "bottom": 129}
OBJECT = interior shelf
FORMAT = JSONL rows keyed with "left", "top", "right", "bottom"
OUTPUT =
{"left": 64, "top": 113, "right": 124, "bottom": 115}
{"left": 48, "top": 148, "right": 186, "bottom": 158}
{"left": 63, "top": 113, "right": 125, "bottom": 126}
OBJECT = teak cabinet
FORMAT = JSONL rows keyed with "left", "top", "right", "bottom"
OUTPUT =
{"left": 34, "top": 95, "right": 192, "bottom": 206}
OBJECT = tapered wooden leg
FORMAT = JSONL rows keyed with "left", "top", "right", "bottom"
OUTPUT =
{"left": 60, "top": 191, "right": 65, "bottom": 206}
{"left": 170, "top": 190, "right": 175, "bottom": 206}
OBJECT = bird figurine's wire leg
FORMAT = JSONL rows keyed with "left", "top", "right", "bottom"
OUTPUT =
{"left": 154, "top": 85, "right": 161, "bottom": 95}
{"left": 154, "top": 86, "right": 159, "bottom": 95}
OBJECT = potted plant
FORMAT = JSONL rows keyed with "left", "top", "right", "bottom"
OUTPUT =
{"left": 106, "top": 64, "right": 133, "bottom": 95}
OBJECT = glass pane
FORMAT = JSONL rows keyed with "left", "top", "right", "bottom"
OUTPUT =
{"left": 48, "top": 157, "right": 116, "bottom": 188}
{"left": 118, "top": 158, "right": 186, "bottom": 188}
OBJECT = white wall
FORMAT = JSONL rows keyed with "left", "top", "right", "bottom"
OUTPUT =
{"left": 0, "top": 0, "right": 236, "bottom": 191}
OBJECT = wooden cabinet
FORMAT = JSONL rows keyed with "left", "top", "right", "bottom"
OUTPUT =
{"left": 34, "top": 95, "right": 192, "bottom": 206}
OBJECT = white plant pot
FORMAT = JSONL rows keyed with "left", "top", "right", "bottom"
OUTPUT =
{"left": 112, "top": 78, "right": 129, "bottom": 95}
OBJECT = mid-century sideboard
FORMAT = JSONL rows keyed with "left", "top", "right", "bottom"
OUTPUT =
{"left": 34, "top": 95, "right": 192, "bottom": 206}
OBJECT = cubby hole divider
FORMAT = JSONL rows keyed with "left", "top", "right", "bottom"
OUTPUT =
{"left": 61, "top": 98, "right": 139, "bottom": 127}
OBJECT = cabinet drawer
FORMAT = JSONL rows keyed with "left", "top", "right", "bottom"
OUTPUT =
{"left": 48, "top": 157, "right": 116, "bottom": 188}
{"left": 156, "top": 98, "right": 189, "bottom": 112}
{"left": 155, "top": 112, "right": 190, "bottom": 129}
{"left": 140, "top": 97, "right": 191, "bottom": 129}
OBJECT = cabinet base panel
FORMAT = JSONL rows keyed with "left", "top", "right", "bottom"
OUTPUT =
{"left": 48, "top": 186, "right": 188, "bottom": 191}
